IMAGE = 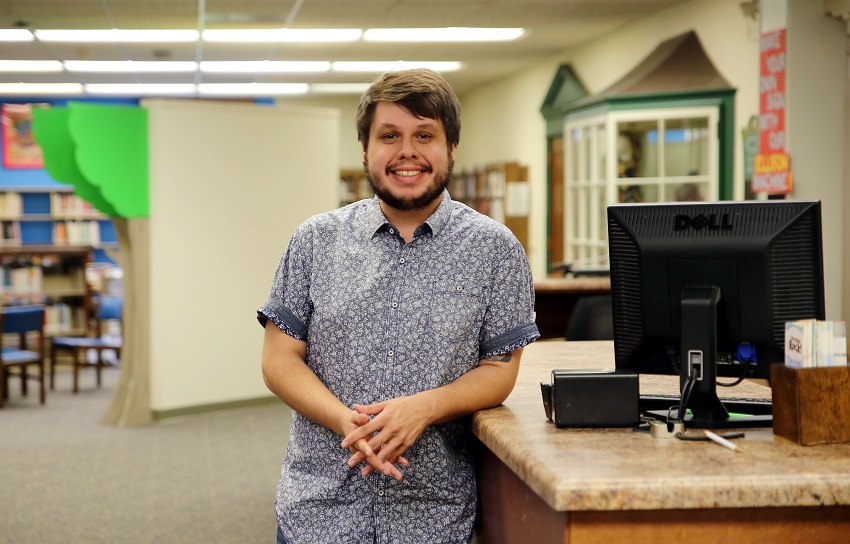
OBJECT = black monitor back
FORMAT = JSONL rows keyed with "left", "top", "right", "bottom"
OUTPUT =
{"left": 607, "top": 200, "right": 825, "bottom": 380}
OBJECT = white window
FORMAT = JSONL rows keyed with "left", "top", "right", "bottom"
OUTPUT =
{"left": 564, "top": 106, "right": 719, "bottom": 267}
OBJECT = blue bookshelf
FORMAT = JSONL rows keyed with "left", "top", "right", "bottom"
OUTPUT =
{"left": 0, "top": 187, "right": 118, "bottom": 263}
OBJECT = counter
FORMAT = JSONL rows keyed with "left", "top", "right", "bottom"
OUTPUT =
{"left": 533, "top": 277, "right": 610, "bottom": 340}
{"left": 472, "top": 340, "right": 850, "bottom": 543}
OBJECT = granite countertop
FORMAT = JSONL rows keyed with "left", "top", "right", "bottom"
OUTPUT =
{"left": 471, "top": 340, "right": 850, "bottom": 512}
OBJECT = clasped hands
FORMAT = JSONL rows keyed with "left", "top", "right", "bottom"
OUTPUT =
{"left": 340, "top": 394, "right": 433, "bottom": 481}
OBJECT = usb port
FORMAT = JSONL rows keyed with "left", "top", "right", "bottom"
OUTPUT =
{"left": 688, "top": 350, "right": 703, "bottom": 380}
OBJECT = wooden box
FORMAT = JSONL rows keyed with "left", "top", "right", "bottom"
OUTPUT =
{"left": 771, "top": 363, "right": 850, "bottom": 445}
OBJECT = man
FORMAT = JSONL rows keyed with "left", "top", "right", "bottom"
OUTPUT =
{"left": 258, "top": 69, "right": 539, "bottom": 544}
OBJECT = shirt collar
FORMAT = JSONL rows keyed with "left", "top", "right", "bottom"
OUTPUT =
{"left": 367, "top": 190, "right": 453, "bottom": 239}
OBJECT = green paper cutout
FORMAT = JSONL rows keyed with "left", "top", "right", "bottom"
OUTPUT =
{"left": 32, "top": 107, "right": 118, "bottom": 216}
{"left": 67, "top": 102, "right": 149, "bottom": 218}
{"left": 32, "top": 102, "right": 149, "bottom": 218}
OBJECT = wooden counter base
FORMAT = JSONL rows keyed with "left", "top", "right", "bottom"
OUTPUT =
{"left": 477, "top": 446, "right": 850, "bottom": 544}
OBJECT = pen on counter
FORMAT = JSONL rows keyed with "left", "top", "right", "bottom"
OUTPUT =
{"left": 703, "top": 430, "right": 742, "bottom": 452}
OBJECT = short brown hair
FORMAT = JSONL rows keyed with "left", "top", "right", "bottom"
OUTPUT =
{"left": 356, "top": 69, "right": 461, "bottom": 150}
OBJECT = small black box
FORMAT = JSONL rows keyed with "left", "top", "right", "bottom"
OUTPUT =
{"left": 541, "top": 369, "right": 640, "bottom": 428}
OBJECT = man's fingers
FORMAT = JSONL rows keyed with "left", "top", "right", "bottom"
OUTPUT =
{"left": 352, "top": 401, "right": 389, "bottom": 415}
{"left": 346, "top": 450, "right": 365, "bottom": 467}
{"left": 341, "top": 424, "right": 374, "bottom": 449}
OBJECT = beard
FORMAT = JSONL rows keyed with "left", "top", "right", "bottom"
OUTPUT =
{"left": 364, "top": 153, "right": 454, "bottom": 211}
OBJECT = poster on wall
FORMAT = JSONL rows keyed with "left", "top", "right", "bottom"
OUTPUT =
{"left": 1, "top": 103, "right": 49, "bottom": 169}
{"left": 752, "top": 28, "right": 792, "bottom": 194}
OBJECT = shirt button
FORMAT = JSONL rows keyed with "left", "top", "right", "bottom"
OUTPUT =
{"left": 399, "top": 257, "right": 405, "bottom": 264}
{"left": 389, "top": 228, "right": 395, "bottom": 234}
{"left": 388, "top": 350, "right": 394, "bottom": 357}
{"left": 378, "top": 490, "right": 385, "bottom": 496}
{"left": 391, "top": 301, "right": 398, "bottom": 308}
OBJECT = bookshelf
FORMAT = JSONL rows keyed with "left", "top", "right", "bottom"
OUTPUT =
{"left": 339, "top": 169, "right": 373, "bottom": 206}
{"left": 0, "top": 187, "right": 118, "bottom": 263}
{"left": 450, "top": 162, "right": 530, "bottom": 251}
{"left": 0, "top": 187, "right": 120, "bottom": 338}
{"left": 0, "top": 245, "right": 93, "bottom": 336}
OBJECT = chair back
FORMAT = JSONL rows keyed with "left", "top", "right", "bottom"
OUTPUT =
{"left": 98, "top": 295, "right": 123, "bottom": 321}
{"left": 565, "top": 295, "right": 614, "bottom": 341}
{"left": 1, "top": 305, "right": 46, "bottom": 334}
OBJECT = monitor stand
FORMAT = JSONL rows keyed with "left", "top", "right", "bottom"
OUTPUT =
{"left": 643, "top": 286, "right": 773, "bottom": 430}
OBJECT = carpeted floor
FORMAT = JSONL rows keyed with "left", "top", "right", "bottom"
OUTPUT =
{"left": 0, "top": 366, "right": 291, "bottom": 544}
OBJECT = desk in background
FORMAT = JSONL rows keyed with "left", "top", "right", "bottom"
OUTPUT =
{"left": 534, "top": 277, "right": 610, "bottom": 340}
{"left": 472, "top": 341, "right": 850, "bottom": 544}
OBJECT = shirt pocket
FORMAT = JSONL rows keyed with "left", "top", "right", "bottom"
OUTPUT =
{"left": 427, "top": 281, "right": 484, "bottom": 345}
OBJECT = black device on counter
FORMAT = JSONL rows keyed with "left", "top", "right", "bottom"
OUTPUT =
{"left": 541, "top": 369, "right": 640, "bottom": 428}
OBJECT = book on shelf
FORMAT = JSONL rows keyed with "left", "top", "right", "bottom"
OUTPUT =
{"left": 45, "top": 303, "right": 79, "bottom": 335}
{"left": 1, "top": 264, "right": 45, "bottom": 305}
{"left": 50, "top": 192, "right": 98, "bottom": 218}
{"left": 1, "top": 220, "right": 21, "bottom": 245}
{"left": 52, "top": 220, "right": 101, "bottom": 246}
{"left": 0, "top": 192, "right": 23, "bottom": 218}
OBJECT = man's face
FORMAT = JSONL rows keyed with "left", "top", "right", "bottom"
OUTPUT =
{"left": 363, "top": 102, "right": 455, "bottom": 212}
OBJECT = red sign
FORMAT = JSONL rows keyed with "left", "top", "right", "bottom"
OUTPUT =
{"left": 752, "top": 28, "right": 792, "bottom": 194}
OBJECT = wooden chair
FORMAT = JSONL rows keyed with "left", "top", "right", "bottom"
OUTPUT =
{"left": 1, "top": 305, "right": 47, "bottom": 408}
{"left": 50, "top": 294, "right": 123, "bottom": 393}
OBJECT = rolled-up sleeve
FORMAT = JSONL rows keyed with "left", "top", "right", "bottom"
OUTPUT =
{"left": 257, "top": 222, "right": 315, "bottom": 341}
{"left": 479, "top": 238, "right": 539, "bottom": 358}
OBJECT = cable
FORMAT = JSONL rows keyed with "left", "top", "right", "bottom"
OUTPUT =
{"left": 717, "top": 359, "right": 751, "bottom": 387}
{"left": 675, "top": 368, "right": 698, "bottom": 423}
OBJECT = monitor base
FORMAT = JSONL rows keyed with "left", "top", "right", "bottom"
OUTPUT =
{"left": 643, "top": 407, "right": 772, "bottom": 430}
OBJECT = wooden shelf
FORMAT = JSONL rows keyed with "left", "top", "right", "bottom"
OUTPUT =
{"left": 1, "top": 245, "right": 95, "bottom": 336}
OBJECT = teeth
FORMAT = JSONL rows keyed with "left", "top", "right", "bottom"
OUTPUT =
{"left": 395, "top": 170, "right": 422, "bottom": 177}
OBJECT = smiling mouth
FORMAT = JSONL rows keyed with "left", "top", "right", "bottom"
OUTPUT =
{"left": 393, "top": 169, "right": 425, "bottom": 177}
{"left": 388, "top": 162, "right": 431, "bottom": 178}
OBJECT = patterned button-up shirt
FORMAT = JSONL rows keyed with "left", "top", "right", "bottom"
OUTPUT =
{"left": 258, "top": 191, "right": 539, "bottom": 544}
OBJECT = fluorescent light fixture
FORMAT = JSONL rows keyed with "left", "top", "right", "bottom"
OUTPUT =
{"left": 35, "top": 29, "right": 199, "bottom": 42}
{"left": 197, "top": 83, "right": 309, "bottom": 96}
{"left": 0, "top": 29, "right": 35, "bottom": 41}
{"left": 0, "top": 83, "right": 84, "bottom": 95}
{"left": 200, "top": 61, "right": 330, "bottom": 73}
{"left": 0, "top": 60, "right": 64, "bottom": 72}
{"left": 363, "top": 27, "right": 525, "bottom": 42}
{"left": 85, "top": 84, "right": 196, "bottom": 95}
{"left": 332, "top": 61, "right": 462, "bottom": 73}
{"left": 310, "top": 83, "right": 371, "bottom": 94}
{"left": 203, "top": 28, "right": 362, "bottom": 43}
{"left": 65, "top": 60, "right": 198, "bottom": 73}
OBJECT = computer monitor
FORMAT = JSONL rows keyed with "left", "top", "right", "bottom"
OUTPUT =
{"left": 607, "top": 200, "right": 825, "bottom": 429}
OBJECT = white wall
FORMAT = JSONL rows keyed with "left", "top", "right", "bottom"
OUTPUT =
{"left": 283, "top": 94, "right": 363, "bottom": 169}
{"left": 146, "top": 100, "right": 339, "bottom": 412}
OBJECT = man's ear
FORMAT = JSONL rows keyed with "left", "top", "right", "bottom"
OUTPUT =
{"left": 450, "top": 144, "right": 457, "bottom": 161}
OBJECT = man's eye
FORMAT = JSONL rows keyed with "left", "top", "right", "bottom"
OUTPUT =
{"left": 382, "top": 133, "right": 397, "bottom": 141}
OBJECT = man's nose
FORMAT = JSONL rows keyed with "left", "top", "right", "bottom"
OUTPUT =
{"left": 398, "top": 136, "right": 419, "bottom": 158}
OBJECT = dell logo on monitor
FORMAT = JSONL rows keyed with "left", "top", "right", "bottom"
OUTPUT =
{"left": 673, "top": 213, "right": 734, "bottom": 231}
